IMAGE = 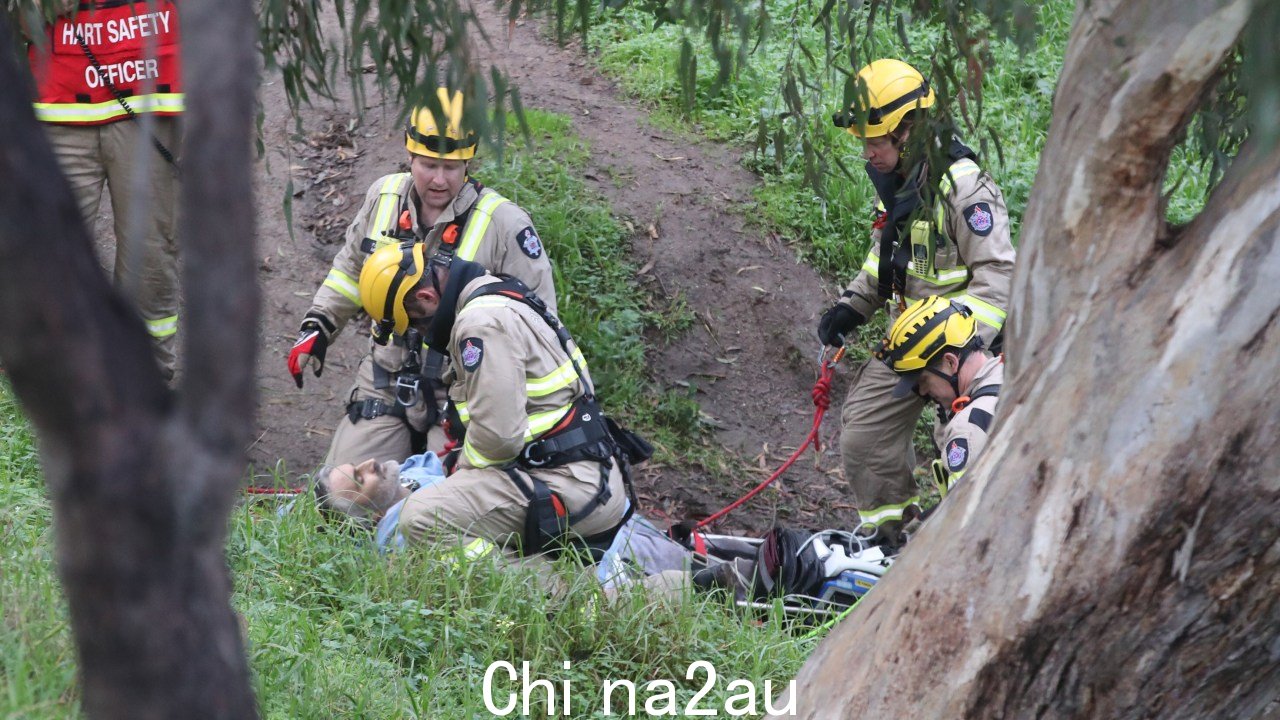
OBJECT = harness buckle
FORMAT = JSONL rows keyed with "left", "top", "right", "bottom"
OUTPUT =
{"left": 893, "top": 291, "right": 907, "bottom": 313}
{"left": 521, "top": 441, "right": 551, "bottom": 468}
{"left": 394, "top": 374, "right": 421, "bottom": 407}
{"left": 348, "top": 397, "right": 388, "bottom": 423}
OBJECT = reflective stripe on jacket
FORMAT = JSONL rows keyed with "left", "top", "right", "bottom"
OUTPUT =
{"left": 307, "top": 175, "right": 557, "bottom": 351}
{"left": 30, "top": 2, "right": 183, "bottom": 125}
{"left": 841, "top": 157, "right": 1016, "bottom": 345}
{"left": 446, "top": 277, "right": 589, "bottom": 470}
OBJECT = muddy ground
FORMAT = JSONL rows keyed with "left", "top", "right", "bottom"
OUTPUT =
{"left": 245, "top": 4, "right": 859, "bottom": 534}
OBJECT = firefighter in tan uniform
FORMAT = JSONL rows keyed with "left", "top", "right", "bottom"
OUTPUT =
{"left": 879, "top": 296, "right": 1002, "bottom": 505}
{"left": 288, "top": 89, "right": 556, "bottom": 467}
{"left": 818, "top": 59, "right": 1016, "bottom": 536}
{"left": 355, "top": 244, "right": 631, "bottom": 556}
{"left": 25, "top": 0, "right": 184, "bottom": 379}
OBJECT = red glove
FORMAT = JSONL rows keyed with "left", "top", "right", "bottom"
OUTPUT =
{"left": 288, "top": 313, "right": 334, "bottom": 388}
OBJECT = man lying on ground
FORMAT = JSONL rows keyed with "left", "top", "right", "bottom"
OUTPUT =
{"left": 315, "top": 452, "right": 892, "bottom": 613}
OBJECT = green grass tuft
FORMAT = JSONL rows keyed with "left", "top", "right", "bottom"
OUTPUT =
{"left": 0, "top": 381, "right": 80, "bottom": 717}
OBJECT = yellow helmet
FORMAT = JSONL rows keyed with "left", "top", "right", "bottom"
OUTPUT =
{"left": 405, "top": 88, "right": 477, "bottom": 160}
{"left": 879, "top": 296, "right": 977, "bottom": 398}
{"left": 359, "top": 242, "right": 428, "bottom": 338}
{"left": 833, "top": 58, "right": 935, "bottom": 139}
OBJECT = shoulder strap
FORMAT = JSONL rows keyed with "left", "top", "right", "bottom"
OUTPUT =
{"left": 465, "top": 277, "right": 594, "bottom": 399}
{"left": 868, "top": 165, "right": 924, "bottom": 303}
{"left": 950, "top": 381, "right": 1000, "bottom": 414}
{"left": 968, "top": 383, "right": 1000, "bottom": 401}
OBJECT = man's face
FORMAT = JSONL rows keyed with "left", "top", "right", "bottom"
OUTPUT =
{"left": 914, "top": 353, "right": 960, "bottom": 405}
{"left": 861, "top": 134, "right": 901, "bottom": 174}
{"left": 410, "top": 155, "right": 468, "bottom": 213}
{"left": 323, "top": 459, "right": 402, "bottom": 518}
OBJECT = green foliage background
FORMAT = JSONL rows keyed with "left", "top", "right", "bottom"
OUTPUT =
{"left": 586, "top": 0, "right": 1215, "bottom": 278}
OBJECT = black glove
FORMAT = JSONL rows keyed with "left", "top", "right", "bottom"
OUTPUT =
{"left": 288, "top": 313, "right": 335, "bottom": 388}
{"left": 817, "top": 303, "right": 864, "bottom": 347}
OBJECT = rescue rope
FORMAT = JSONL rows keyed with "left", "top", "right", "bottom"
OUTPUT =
{"left": 693, "top": 347, "right": 845, "bottom": 530}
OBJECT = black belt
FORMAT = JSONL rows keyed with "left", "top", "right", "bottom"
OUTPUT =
{"left": 345, "top": 396, "right": 427, "bottom": 454}
{"left": 346, "top": 397, "right": 407, "bottom": 423}
{"left": 519, "top": 398, "right": 614, "bottom": 469}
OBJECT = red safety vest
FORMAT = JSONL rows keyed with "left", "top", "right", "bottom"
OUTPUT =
{"left": 29, "top": 1, "right": 182, "bottom": 125}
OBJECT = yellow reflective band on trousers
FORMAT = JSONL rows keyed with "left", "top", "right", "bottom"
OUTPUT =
{"left": 145, "top": 315, "right": 179, "bottom": 338}
{"left": 322, "top": 268, "right": 360, "bottom": 304}
{"left": 454, "top": 193, "right": 510, "bottom": 261}
{"left": 858, "top": 496, "right": 922, "bottom": 528}
{"left": 440, "top": 537, "right": 497, "bottom": 567}
{"left": 34, "top": 93, "right": 184, "bottom": 124}
{"left": 954, "top": 294, "right": 1006, "bottom": 331}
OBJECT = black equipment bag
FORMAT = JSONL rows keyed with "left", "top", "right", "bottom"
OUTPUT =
{"left": 751, "top": 527, "right": 827, "bottom": 601}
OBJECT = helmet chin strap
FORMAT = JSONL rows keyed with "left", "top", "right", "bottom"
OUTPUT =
{"left": 925, "top": 365, "right": 961, "bottom": 412}
{"left": 925, "top": 349, "right": 971, "bottom": 414}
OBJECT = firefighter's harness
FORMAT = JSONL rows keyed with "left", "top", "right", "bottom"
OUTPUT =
{"left": 446, "top": 277, "right": 652, "bottom": 558}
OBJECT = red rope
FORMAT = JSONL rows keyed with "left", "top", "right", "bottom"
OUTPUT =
{"left": 694, "top": 347, "right": 844, "bottom": 530}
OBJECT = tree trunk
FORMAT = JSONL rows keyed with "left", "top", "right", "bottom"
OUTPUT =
{"left": 777, "top": 0, "right": 1280, "bottom": 717}
{"left": 0, "top": 1, "right": 261, "bottom": 717}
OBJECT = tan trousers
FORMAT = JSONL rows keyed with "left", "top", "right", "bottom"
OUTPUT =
{"left": 398, "top": 459, "right": 628, "bottom": 551}
{"left": 323, "top": 353, "right": 447, "bottom": 467}
{"left": 839, "top": 357, "right": 927, "bottom": 512}
{"left": 46, "top": 119, "right": 181, "bottom": 380}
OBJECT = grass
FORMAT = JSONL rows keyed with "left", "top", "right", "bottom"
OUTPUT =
{"left": 236, "top": 502, "right": 811, "bottom": 718}
{"left": 0, "top": 378, "right": 814, "bottom": 717}
{"left": 0, "top": 383, "right": 79, "bottom": 716}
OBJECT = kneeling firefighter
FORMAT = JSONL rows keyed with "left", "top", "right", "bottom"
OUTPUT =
{"left": 357, "top": 242, "right": 650, "bottom": 557}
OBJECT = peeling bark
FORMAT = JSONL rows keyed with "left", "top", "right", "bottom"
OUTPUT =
{"left": 0, "top": 1, "right": 260, "bottom": 717}
{"left": 778, "top": 1, "right": 1280, "bottom": 718}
